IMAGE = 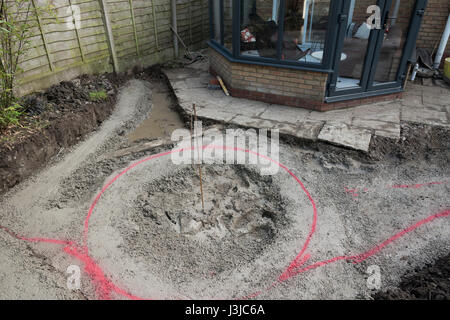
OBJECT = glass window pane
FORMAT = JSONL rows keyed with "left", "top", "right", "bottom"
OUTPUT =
{"left": 240, "top": 0, "right": 279, "bottom": 59}
{"left": 373, "top": 0, "right": 414, "bottom": 83}
{"left": 223, "top": 0, "right": 233, "bottom": 51}
{"left": 337, "top": 0, "right": 372, "bottom": 89}
{"left": 282, "top": 0, "right": 331, "bottom": 63}
{"left": 212, "top": 0, "right": 221, "bottom": 42}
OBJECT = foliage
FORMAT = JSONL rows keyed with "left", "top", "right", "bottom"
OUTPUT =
{"left": 0, "top": 0, "right": 55, "bottom": 129}
{"left": 89, "top": 90, "right": 108, "bottom": 102}
{"left": 0, "top": 101, "right": 21, "bottom": 128}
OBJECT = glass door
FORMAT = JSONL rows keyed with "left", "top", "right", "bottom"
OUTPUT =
{"left": 327, "top": 0, "right": 427, "bottom": 99}
{"left": 368, "top": 0, "right": 426, "bottom": 90}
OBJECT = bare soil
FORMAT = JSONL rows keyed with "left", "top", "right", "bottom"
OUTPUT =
{"left": 124, "top": 165, "right": 287, "bottom": 285}
{"left": 373, "top": 253, "right": 450, "bottom": 300}
{"left": 0, "top": 73, "right": 125, "bottom": 194}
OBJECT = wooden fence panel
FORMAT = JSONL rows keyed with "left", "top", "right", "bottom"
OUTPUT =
{"left": 13, "top": 0, "right": 210, "bottom": 95}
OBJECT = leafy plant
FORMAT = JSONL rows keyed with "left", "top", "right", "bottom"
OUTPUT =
{"left": 0, "top": 0, "right": 55, "bottom": 129}
{"left": 0, "top": 101, "right": 21, "bottom": 128}
{"left": 89, "top": 90, "right": 108, "bottom": 102}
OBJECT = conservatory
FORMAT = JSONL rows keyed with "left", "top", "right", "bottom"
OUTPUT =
{"left": 208, "top": 0, "right": 428, "bottom": 111}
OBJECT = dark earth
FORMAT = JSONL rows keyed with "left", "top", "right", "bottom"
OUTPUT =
{"left": 373, "top": 253, "right": 450, "bottom": 300}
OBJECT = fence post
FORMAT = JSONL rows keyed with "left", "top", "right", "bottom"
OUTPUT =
{"left": 171, "top": 0, "right": 178, "bottom": 58}
{"left": 68, "top": 0, "right": 85, "bottom": 62}
{"left": 201, "top": 0, "right": 205, "bottom": 41}
{"left": 189, "top": 0, "right": 193, "bottom": 45}
{"left": 151, "top": 0, "right": 159, "bottom": 51}
{"left": 98, "top": 0, "right": 119, "bottom": 72}
{"left": 31, "top": 0, "right": 54, "bottom": 71}
{"left": 128, "top": 0, "right": 140, "bottom": 57}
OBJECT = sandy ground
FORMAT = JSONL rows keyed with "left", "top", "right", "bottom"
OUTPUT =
{"left": 0, "top": 78, "right": 448, "bottom": 300}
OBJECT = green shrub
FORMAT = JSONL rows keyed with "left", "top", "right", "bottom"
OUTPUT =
{"left": 89, "top": 90, "right": 108, "bottom": 102}
{"left": 1, "top": 1, "right": 55, "bottom": 130}
{"left": 0, "top": 102, "right": 22, "bottom": 130}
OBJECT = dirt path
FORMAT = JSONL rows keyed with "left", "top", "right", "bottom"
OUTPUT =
{"left": 0, "top": 79, "right": 153, "bottom": 299}
{"left": 0, "top": 77, "right": 448, "bottom": 300}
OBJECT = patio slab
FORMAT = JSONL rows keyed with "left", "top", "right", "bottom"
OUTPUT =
{"left": 318, "top": 123, "right": 373, "bottom": 151}
{"left": 164, "top": 61, "right": 449, "bottom": 152}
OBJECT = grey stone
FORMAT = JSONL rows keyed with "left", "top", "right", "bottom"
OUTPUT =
{"left": 259, "top": 105, "right": 311, "bottom": 124}
{"left": 402, "top": 106, "right": 449, "bottom": 127}
{"left": 164, "top": 60, "right": 449, "bottom": 153}
{"left": 352, "top": 118, "right": 400, "bottom": 139}
{"left": 318, "top": 123, "right": 373, "bottom": 152}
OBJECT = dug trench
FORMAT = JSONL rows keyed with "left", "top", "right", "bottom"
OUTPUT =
{"left": 0, "top": 65, "right": 448, "bottom": 299}
{"left": 0, "top": 73, "right": 124, "bottom": 195}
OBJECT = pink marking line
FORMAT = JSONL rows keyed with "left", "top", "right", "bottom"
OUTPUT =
{"left": 278, "top": 209, "right": 450, "bottom": 281}
{"left": 391, "top": 180, "right": 448, "bottom": 189}
{"left": 0, "top": 145, "right": 448, "bottom": 300}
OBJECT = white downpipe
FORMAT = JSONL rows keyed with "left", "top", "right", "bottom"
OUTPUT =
{"left": 302, "top": 0, "right": 313, "bottom": 45}
{"left": 348, "top": 0, "right": 355, "bottom": 27}
{"left": 434, "top": 13, "right": 450, "bottom": 69}
{"left": 302, "top": 0, "right": 310, "bottom": 45}
{"left": 272, "top": 0, "right": 279, "bottom": 22}
{"left": 308, "top": 0, "right": 314, "bottom": 43}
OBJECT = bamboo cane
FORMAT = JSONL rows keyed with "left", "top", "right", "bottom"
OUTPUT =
{"left": 193, "top": 104, "right": 205, "bottom": 212}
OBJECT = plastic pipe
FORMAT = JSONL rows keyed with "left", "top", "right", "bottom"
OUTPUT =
{"left": 434, "top": 13, "right": 450, "bottom": 69}
{"left": 390, "top": 0, "right": 401, "bottom": 27}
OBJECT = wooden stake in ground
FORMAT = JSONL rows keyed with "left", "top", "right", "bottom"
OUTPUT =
{"left": 217, "top": 76, "right": 230, "bottom": 96}
{"left": 190, "top": 112, "right": 194, "bottom": 169}
{"left": 404, "top": 63, "right": 412, "bottom": 90}
{"left": 193, "top": 104, "right": 205, "bottom": 212}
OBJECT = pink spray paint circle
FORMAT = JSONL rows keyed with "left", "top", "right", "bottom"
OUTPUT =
{"left": 82, "top": 145, "right": 318, "bottom": 300}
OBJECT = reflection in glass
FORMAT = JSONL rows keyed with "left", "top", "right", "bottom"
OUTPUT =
{"left": 336, "top": 0, "right": 372, "bottom": 89}
{"left": 373, "top": 0, "right": 414, "bottom": 84}
{"left": 240, "top": 0, "right": 279, "bottom": 58}
{"left": 282, "top": 0, "right": 330, "bottom": 63}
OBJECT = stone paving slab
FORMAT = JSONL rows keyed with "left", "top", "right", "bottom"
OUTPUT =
{"left": 401, "top": 106, "right": 449, "bottom": 127}
{"left": 164, "top": 61, "right": 449, "bottom": 153}
{"left": 318, "top": 123, "right": 373, "bottom": 151}
{"left": 352, "top": 118, "right": 401, "bottom": 139}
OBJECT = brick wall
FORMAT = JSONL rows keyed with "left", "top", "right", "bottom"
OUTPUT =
{"left": 417, "top": 0, "right": 450, "bottom": 61}
{"left": 210, "top": 48, "right": 403, "bottom": 111}
{"left": 209, "top": 48, "right": 329, "bottom": 109}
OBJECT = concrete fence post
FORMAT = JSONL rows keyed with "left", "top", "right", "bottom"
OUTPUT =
{"left": 68, "top": 0, "right": 85, "bottom": 63}
{"left": 31, "top": 0, "right": 54, "bottom": 71}
{"left": 98, "top": 0, "right": 119, "bottom": 73}
{"left": 171, "top": 0, "right": 179, "bottom": 58}
{"left": 128, "top": 0, "right": 140, "bottom": 57}
{"left": 189, "top": 0, "right": 193, "bottom": 45}
{"left": 151, "top": 0, "right": 160, "bottom": 52}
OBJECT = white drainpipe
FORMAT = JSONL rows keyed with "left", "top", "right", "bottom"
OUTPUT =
{"left": 434, "top": 13, "right": 450, "bottom": 69}
{"left": 348, "top": 0, "right": 355, "bottom": 28}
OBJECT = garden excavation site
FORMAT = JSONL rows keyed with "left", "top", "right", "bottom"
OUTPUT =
{"left": 0, "top": 64, "right": 448, "bottom": 300}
